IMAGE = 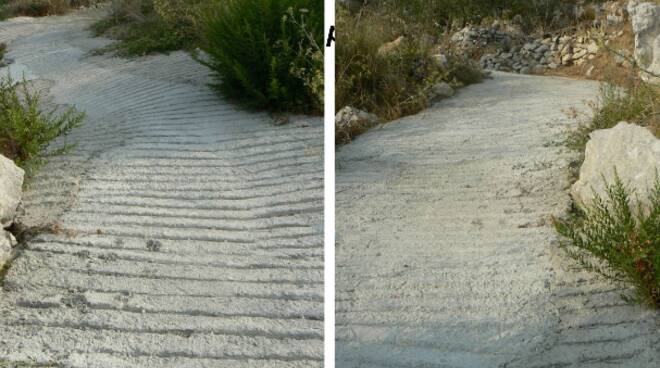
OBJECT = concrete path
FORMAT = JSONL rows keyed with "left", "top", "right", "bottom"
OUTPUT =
{"left": 336, "top": 73, "right": 659, "bottom": 367}
{"left": 0, "top": 10, "right": 323, "bottom": 367}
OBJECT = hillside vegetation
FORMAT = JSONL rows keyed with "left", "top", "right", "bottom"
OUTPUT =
{"left": 0, "top": 0, "right": 102, "bottom": 18}
{"left": 337, "top": 1, "right": 630, "bottom": 122}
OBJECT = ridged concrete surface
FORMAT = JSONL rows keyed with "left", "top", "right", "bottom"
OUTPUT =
{"left": 336, "top": 73, "right": 659, "bottom": 367}
{"left": 0, "top": 10, "right": 322, "bottom": 367}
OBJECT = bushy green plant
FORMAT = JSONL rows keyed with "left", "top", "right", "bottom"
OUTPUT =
{"left": 199, "top": 0, "right": 323, "bottom": 113}
{"left": 0, "top": 75, "right": 84, "bottom": 170}
{"left": 554, "top": 174, "right": 660, "bottom": 308}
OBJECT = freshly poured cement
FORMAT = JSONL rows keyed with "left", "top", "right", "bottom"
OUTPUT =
{"left": 336, "top": 73, "right": 659, "bottom": 367}
{"left": 0, "top": 10, "right": 322, "bottom": 367}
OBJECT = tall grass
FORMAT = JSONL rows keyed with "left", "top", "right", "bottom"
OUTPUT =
{"left": 336, "top": 6, "right": 483, "bottom": 121}
{"left": 568, "top": 74, "right": 660, "bottom": 153}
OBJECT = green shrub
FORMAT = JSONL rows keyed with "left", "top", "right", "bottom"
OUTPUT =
{"left": 199, "top": 0, "right": 323, "bottom": 113}
{"left": 554, "top": 174, "right": 660, "bottom": 308}
{"left": 0, "top": 75, "right": 84, "bottom": 170}
{"left": 91, "top": 0, "right": 323, "bottom": 112}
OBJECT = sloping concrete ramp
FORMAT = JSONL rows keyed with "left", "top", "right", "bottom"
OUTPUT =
{"left": 336, "top": 73, "right": 659, "bottom": 367}
{"left": 0, "top": 10, "right": 322, "bottom": 367}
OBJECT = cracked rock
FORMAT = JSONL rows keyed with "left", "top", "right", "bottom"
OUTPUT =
{"left": 0, "top": 154, "right": 24, "bottom": 229}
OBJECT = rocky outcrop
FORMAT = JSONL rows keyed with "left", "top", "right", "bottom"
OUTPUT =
{"left": 606, "top": 1, "right": 627, "bottom": 25}
{"left": 453, "top": 0, "right": 630, "bottom": 76}
{"left": 450, "top": 25, "right": 521, "bottom": 50}
{"left": 627, "top": 0, "right": 660, "bottom": 84}
{"left": 0, "top": 154, "right": 23, "bottom": 228}
{"left": 475, "top": 31, "right": 609, "bottom": 73}
{"left": 336, "top": 106, "right": 379, "bottom": 144}
{"left": 453, "top": 24, "right": 612, "bottom": 74}
{"left": 0, "top": 154, "right": 23, "bottom": 267}
{"left": 571, "top": 122, "right": 660, "bottom": 209}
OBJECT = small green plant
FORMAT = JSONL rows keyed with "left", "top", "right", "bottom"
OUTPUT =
{"left": 554, "top": 174, "right": 660, "bottom": 308}
{"left": 199, "top": 0, "right": 323, "bottom": 113}
{"left": 0, "top": 75, "right": 84, "bottom": 170}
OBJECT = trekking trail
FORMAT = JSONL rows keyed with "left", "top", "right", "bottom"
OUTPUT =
{"left": 0, "top": 9, "right": 323, "bottom": 367}
{"left": 336, "top": 72, "right": 659, "bottom": 368}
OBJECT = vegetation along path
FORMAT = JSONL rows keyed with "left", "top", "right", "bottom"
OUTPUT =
{"left": 0, "top": 9, "right": 323, "bottom": 367}
{"left": 336, "top": 72, "right": 659, "bottom": 368}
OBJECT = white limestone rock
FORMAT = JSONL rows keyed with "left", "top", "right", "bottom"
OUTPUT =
{"left": 0, "top": 229, "right": 16, "bottom": 267}
{"left": 0, "top": 154, "right": 24, "bottom": 228}
{"left": 572, "top": 122, "right": 660, "bottom": 210}
{"left": 627, "top": 1, "right": 660, "bottom": 84}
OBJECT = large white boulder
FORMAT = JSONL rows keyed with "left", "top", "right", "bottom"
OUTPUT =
{"left": 0, "top": 154, "right": 24, "bottom": 228}
{"left": 627, "top": 1, "right": 660, "bottom": 84}
{"left": 571, "top": 122, "right": 660, "bottom": 209}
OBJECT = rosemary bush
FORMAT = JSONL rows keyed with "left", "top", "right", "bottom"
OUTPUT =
{"left": 0, "top": 75, "right": 84, "bottom": 170}
{"left": 554, "top": 175, "right": 660, "bottom": 308}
